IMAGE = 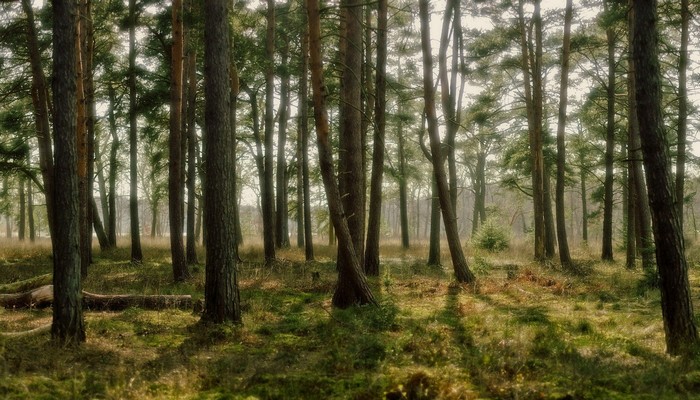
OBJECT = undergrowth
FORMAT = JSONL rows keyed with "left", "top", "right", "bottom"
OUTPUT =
{"left": 0, "top": 239, "right": 699, "bottom": 399}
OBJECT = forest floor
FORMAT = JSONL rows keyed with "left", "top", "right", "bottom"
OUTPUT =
{"left": 1, "top": 239, "right": 700, "bottom": 399}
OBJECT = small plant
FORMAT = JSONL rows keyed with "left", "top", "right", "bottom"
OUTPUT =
{"left": 472, "top": 218, "right": 510, "bottom": 252}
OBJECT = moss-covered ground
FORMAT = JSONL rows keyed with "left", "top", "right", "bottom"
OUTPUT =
{"left": 1, "top": 239, "right": 699, "bottom": 399}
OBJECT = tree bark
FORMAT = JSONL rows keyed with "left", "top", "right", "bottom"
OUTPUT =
{"left": 420, "top": 0, "right": 475, "bottom": 283}
{"left": 275, "top": 27, "right": 291, "bottom": 249}
{"left": 518, "top": 0, "right": 545, "bottom": 261}
{"left": 308, "top": 0, "right": 376, "bottom": 308}
{"left": 555, "top": 0, "right": 573, "bottom": 266}
{"left": 91, "top": 198, "right": 110, "bottom": 250}
{"left": 51, "top": 0, "right": 85, "bottom": 345}
{"left": 260, "top": 0, "right": 277, "bottom": 263}
{"left": 633, "top": 0, "right": 699, "bottom": 356}
{"left": 675, "top": 0, "right": 689, "bottom": 231}
{"left": 0, "top": 285, "right": 192, "bottom": 311}
{"left": 169, "top": 0, "right": 189, "bottom": 281}
{"left": 299, "top": 7, "right": 314, "bottom": 261}
{"left": 129, "top": 0, "right": 143, "bottom": 263}
{"left": 186, "top": 32, "right": 198, "bottom": 265}
{"left": 602, "top": 3, "right": 615, "bottom": 262}
{"left": 106, "top": 83, "right": 119, "bottom": 248}
{"left": 76, "top": 0, "right": 90, "bottom": 276}
{"left": 21, "top": 0, "right": 55, "bottom": 240}
{"left": 364, "top": 0, "right": 387, "bottom": 276}
{"left": 201, "top": 0, "right": 241, "bottom": 324}
{"left": 337, "top": 0, "right": 366, "bottom": 273}
{"left": 627, "top": 1, "right": 654, "bottom": 272}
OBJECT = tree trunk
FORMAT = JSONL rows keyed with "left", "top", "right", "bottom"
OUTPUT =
{"left": 19, "top": 177, "right": 25, "bottom": 241}
{"left": 428, "top": 174, "right": 441, "bottom": 266}
{"left": 186, "top": 38, "right": 198, "bottom": 265}
{"left": 28, "top": 177, "right": 35, "bottom": 242}
{"left": 0, "top": 285, "right": 193, "bottom": 311}
{"left": 258, "top": 0, "right": 277, "bottom": 263}
{"left": 555, "top": 0, "right": 573, "bottom": 267}
{"left": 51, "top": 0, "right": 85, "bottom": 345}
{"left": 128, "top": 0, "right": 143, "bottom": 263}
{"left": 633, "top": 0, "right": 698, "bottom": 356}
{"left": 21, "top": 0, "right": 55, "bottom": 240}
{"left": 364, "top": 0, "right": 387, "bottom": 276}
{"left": 518, "top": 0, "right": 545, "bottom": 261}
{"left": 676, "top": 0, "right": 689, "bottom": 231}
{"left": 308, "top": 0, "right": 376, "bottom": 308}
{"left": 398, "top": 111, "right": 410, "bottom": 249}
{"left": 337, "top": 0, "right": 366, "bottom": 273}
{"left": 420, "top": 0, "right": 475, "bottom": 284}
{"left": 299, "top": 7, "right": 314, "bottom": 261}
{"left": 275, "top": 29, "right": 291, "bottom": 249}
{"left": 76, "top": 0, "right": 90, "bottom": 276}
{"left": 169, "top": 0, "right": 189, "bottom": 282}
{"left": 602, "top": 7, "right": 615, "bottom": 262}
{"left": 106, "top": 84, "right": 119, "bottom": 248}
{"left": 91, "top": 198, "right": 109, "bottom": 250}
{"left": 627, "top": 1, "right": 654, "bottom": 272}
{"left": 201, "top": 0, "right": 241, "bottom": 324}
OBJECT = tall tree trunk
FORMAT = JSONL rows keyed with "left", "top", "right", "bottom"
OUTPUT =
{"left": 632, "top": 0, "right": 698, "bottom": 356}
{"left": 676, "top": 0, "right": 689, "bottom": 231}
{"left": 275, "top": 30, "right": 291, "bottom": 249}
{"left": 398, "top": 111, "right": 410, "bottom": 249}
{"left": 22, "top": 0, "right": 55, "bottom": 240}
{"left": 420, "top": 0, "right": 475, "bottom": 284}
{"left": 438, "top": 0, "right": 462, "bottom": 211}
{"left": 201, "top": 0, "right": 241, "bottom": 324}
{"left": 307, "top": 0, "right": 377, "bottom": 308}
{"left": 579, "top": 149, "right": 588, "bottom": 243}
{"left": 19, "top": 178, "right": 26, "bottom": 241}
{"left": 76, "top": 0, "right": 91, "bottom": 276}
{"left": 428, "top": 174, "right": 441, "bottom": 266}
{"left": 337, "top": 0, "right": 366, "bottom": 273}
{"left": 28, "top": 177, "right": 35, "bottom": 242}
{"left": 169, "top": 0, "right": 189, "bottom": 281}
{"left": 106, "top": 84, "right": 119, "bottom": 247}
{"left": 518, "top": 0, "right": 545, "bottom": 261}
{"left": 51, "top": 0, "right": 85, "bottom": 345}
{"left": 262, "top": 0, "right": 277, "bottom": 262}
{"left": 624, "top": 141, "right": 636, "bottom": 269}
{"left": 299, "top": 7, "right": 314, "bottom": 261}
{"left": 186, "top": 37, "right": 198, "bottom": 265}
{"left": 128, "top": 0, "right": 143, "bottom": 263}
{"left": 543, "top": 166, "right": 556, "bottom": 258}
{"left": 627, "top": 1, "right": 654, "bottom": 272}
{"left": 555, "top": 0, "right": 573, "bottom": 267}
{"left": 602, "top": 5, "right": 615, "bottom": 262}
{"left": 364, "top": 0, "right": 387, "bottom": 276}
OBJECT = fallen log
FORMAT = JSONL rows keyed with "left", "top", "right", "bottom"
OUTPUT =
{"left": 0, "top": 274, "right": 53, "bottom": 294}
{"left": 0, "top": 324, "right": 51, "bottom": 338}
{"left": 0, "top": 285, "right": 193, "bottom": 311}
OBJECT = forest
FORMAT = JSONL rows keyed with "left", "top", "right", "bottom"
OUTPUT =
{"left": 1, "top": 0, "right": 700, "bottom": 398}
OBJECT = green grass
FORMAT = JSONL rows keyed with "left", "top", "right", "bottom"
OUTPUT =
{"left": 1, "top": 238, "right": 699, "bottom": 399}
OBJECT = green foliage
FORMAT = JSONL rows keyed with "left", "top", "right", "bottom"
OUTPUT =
{"left": 472, "top": 218, "right": 510, "bottom": 252}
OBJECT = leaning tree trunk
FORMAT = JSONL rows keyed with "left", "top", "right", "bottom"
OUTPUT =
{"left": 627, "top": 0, "right": 654, "bottom": 272}
{"left": 676, "top": 0, "right": 689, "bottom": 231}
{"left": 22, "top": 0, "right": 55, "bottom": 240}
{"left": 52, "top": 0, "right": 85, "bottom": 345}
{"left": 420, "top": 0, "right": 475, "bottom": 284}
{"left": 633, "top": 0, "right": 698, "bottom": 356}
{"left": 308, "top": 0, "right": 376, "bottom": 308}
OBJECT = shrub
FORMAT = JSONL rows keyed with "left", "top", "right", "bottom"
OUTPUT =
{"left": 472, "top": 218, "right": 510, "bottom": 252}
